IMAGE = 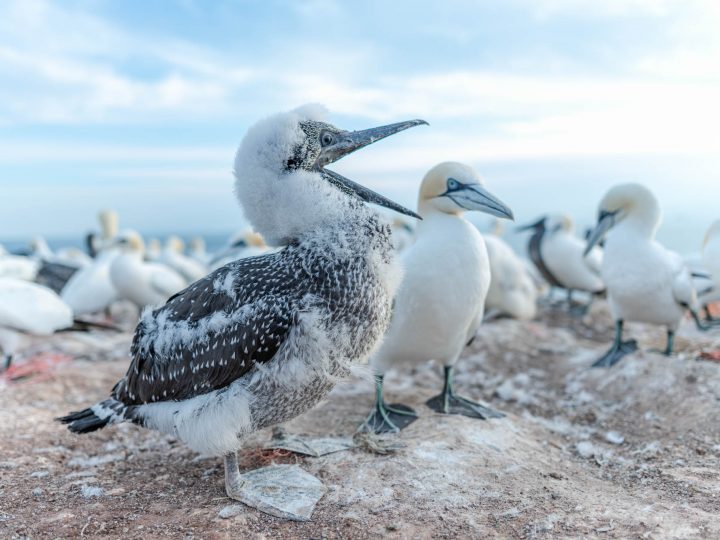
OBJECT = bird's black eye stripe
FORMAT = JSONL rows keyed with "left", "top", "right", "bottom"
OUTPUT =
{"left": 441, "top": 177, "right": 464, "bottom": 195}
{"left": 598, "top": 209, "right": 619, "bottom": 221}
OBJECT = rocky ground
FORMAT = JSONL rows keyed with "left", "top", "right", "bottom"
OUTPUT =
{"left": 2, "top": 301, "right": 720, "bottom": 539}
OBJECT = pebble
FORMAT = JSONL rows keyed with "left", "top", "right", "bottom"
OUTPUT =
{"left": 576, "top": 441, "right": 596, "bottom": 459}
{"left": 605, "top": 431, "right": 625, "bottom": 445}
{"left": 32, "top": 488, "right": 44, "bottom": 497}
{"left": 30, "top": 470, "right": 49, "bottom": 478}
{"left": 218, "top": 504, "right": 244, "bottom": 519}
{"left": 0, "top": 461, "right": 17, "bottom": 469}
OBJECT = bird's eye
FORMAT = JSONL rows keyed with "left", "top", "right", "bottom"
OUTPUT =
{"left": 320, "top": 131, "right": 335, "bottom": 147}
{"left": 447, "top": 178, "right": 460, "bottom": 190}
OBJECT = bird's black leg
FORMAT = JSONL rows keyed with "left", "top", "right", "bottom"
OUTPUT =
{"left": 426, "top": 366, "right": 504, "bottom": 419}
{"left": 664, "top": 330, "right": 675, "bottom": 356}
{"left": 359, "top": 375, "right": 417, "bottom": 434}
{"left": 689, "top": 309, "right": 716, "bottom": 331}
{"left": 592, "top": 320, "right": 638, "bottom": 368}
{"left": 704, "top": 305, "right": 714, "bottom": 323}
{"left": 2, "top": 354, "right": 12, "bottom": 371}
{"left": 567, "top": 290, "right": 593, "bottom": 316}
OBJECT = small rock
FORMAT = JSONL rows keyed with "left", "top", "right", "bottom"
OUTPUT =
{"left": 0, "top": 461, "right": 17, "bottom": 469}
{"left": 576, "top": 441, "right": 595, "bottom": 459}
{"left": 32, "top": 488, "right": 43, "bottom": 497}
{"left": 218, "top": 504, "right": 244, "bottom": 519}
{"left": 605, "top": 431, "right": 625, "bottom": 445}
{"left": 30, "top": 470, "right": 49, "bottom": 478}
{"left": 80, "top": 485, "right": 104, "bottom": 498}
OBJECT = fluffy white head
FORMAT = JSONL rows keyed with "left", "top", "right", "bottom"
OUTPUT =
{"left": 234, "top": 105, "right": 357, "bottom": 246}
{"left": 598, "top": 183, "right": 661, "bottom": 237}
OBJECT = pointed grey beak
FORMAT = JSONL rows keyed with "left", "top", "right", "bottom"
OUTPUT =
{"left": 318, "top": 119, "right": 428, "bottom": 168}
{"left": 323, "top": 169, "right": 421, "bottom": 220}
{"left": 447, "top": 184, "right": 514, "bottom": 220}
{"left": 584, "top": 210, "right": 616, "bottom": 256}
{"left": 319, "top": 119, "right": 428, "bottom": 220}
{"left": 515, "top": 217, "right": 546, "bottom": 232}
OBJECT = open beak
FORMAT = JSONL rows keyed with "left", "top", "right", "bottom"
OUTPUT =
{"left": 319, "top": 119, "right": 428, "bottom": 220}
{"left": 584, "top": 210, "right": 616, "bottom": 256}
{"left": 448, "top": 184, "right": 514, "bottom": 220}
{"left": 515, "top": 217, "right": 546, "bottom": 232}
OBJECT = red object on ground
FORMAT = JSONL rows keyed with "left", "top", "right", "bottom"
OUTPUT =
{"left": 0, "top": 353, "right": 72, "bottom": 383}
{"left": 698, "top": 351, "right": 720, "bottom": 362}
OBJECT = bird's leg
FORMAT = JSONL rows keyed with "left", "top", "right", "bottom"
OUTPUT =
{"left": 359, "top": 375, "right": 417, "bottom": 434}
{"left": 664, "top": 330, "right": 675, "bottom": 356}
{"left": 689, "top": 309, "right": 714, "bottom": 331}
{"left": 2, "top": 354, "right": 12, "bottom": 371}
{"left": 426, "top": 366, "right": 504, "bottom": 420}
{"left": 568, "top": 290, "right": 594, "bottom": 316}
{"left": 592, "top": 320, "right": 637, "bottom": 368}
{"left": 704, "top": 305, "right": 714, "bottom": 323}
{"left": 224, "top": 452, "right": 247, "bottom": 500}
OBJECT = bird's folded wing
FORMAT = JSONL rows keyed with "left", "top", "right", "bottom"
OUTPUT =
{"left": 114, "top": 254, "right": 297, "bottom": 405}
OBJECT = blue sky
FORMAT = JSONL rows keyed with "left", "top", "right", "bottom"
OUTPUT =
{"left": 1, "top": 0, "right": 719, "bottom": 251}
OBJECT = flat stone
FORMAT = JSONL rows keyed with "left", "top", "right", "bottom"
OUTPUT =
{"left": 265, "top": 435, "right": 355, "bottom": 457}
{"left": 232, "top": 464, "right": 326, "bottom": 521}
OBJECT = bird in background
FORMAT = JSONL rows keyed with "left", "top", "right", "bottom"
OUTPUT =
{"left": 700, "top": 220, "right": 720, "bottom": 325}
{"left": 518, "top": 214, "right": 604, "bottom": 314}
{"left": 363, "top": 161, "right": 513, "bottom": 434}
{"left": 584, "top": 183, "right": 709, "bottom": 367}
{"left": 160, "top": 235, "right": 208, "bottom": 283}
{"left": 59, "top": 105, "right": 426, "bottom": 507}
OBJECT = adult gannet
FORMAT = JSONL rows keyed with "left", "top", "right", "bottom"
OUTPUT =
{"left": 585, "top": 183, "right": 703, "bottom": 367}
{"left": 701, "top": 220, "right": 720, "bottom": 322}
{"left": 0, "top": 252, "right": 39, "bottom": 281}
{"left": 363, "top": 162, "right": 513, "bottom": 433}
{"left": 483, "top": 234, "right": 538, "bottom": 321}
{"left": 0, "top": 278, "right": 73, "bottom": 369}
{"left": 188, "top": 237, "right": 210, "bottom": 265}
{"left": 59, "top": 105, "right": 425, "bottom": 503}
{"left": 109, "top": 231, "right": 187, "bottom": 308}
{"left": 160, "top": 235, "right": 207, "bottom": 283}
{"left": 86, "top": 210, "right": 120, "bottom": 257}
{"left": 518, "top": 214, "right": 604, "bottom": 312}
{"left": 208, "top": 230, "right": 269, "bottom": 270}
{"left": 60, "top": 248, "right": 119, "bottom": 316}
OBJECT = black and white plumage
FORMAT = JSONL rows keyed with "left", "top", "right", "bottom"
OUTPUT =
{"left": 59, "top": 105, "right": 425, "bottom": 499}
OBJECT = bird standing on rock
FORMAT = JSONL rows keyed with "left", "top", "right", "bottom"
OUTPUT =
{"left": 363, "top": 162, "right": 514, "bottom": 433}
{"left": 585, "top": 183, "right": 706, "bottom": 367}
{"left": 59, "top": 105, "right": 426, "bottom": 505}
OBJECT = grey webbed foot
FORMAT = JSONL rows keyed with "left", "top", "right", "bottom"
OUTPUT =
{"left": 592, "top": 339, "right": 638, "bottom": 368}
{"left": 361, "top": 402, "right": 417, "bottom": 434}
{"left": 426, "top": 392, "right": 505, "bottom": 419}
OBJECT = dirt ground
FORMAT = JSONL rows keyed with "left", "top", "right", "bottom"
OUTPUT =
{"left": 2, "top": 301, "right": 720, "bottom": 539}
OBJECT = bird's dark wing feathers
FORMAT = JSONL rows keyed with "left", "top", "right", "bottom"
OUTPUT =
{"left": 113, "top": 251, "right": 302, "bottom": 405}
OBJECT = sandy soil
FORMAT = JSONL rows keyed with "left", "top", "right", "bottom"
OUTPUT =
{"left": 2, "top": 301, "right": 720, "bottom": 539}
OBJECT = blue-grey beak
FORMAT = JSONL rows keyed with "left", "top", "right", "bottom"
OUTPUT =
{"left": 584, "top": 210, "right": 616, "bottom": 256}
{"left": 447, "top": 183, "right": 514, "bottom": 220}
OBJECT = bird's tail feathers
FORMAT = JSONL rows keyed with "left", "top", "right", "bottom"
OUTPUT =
{"left": 56, "top": 399, "right": 127, "bottom": 434}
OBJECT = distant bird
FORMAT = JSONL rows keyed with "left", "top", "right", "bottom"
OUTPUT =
{"left": 483, "top": 234, "right": 538, "bottom": 321}
{"left": 160, "top": 235, "right": 207, "bottom": 283}
{"left": 0, "top": 278, "right": 73, "bottom": 369}
{"left": 0, "top": 252, "right": 39, "bottom": 281}
{"left": 208, "top": 229, "right": 269, "bottom": 270}
{"left": 701, "top": 220, "right": 720, "bottom": 323}
{"left": 61, "top": 248, "right": 119, "bottom": 316}
{"left": 518, "top": 214, "right": 604, "bottom": 312}
{"left": 109, "top": 231, "right": 187, "bottom": 308}
{"left": 59, "top": 106, "right": 425, "bottom": 502}
{"left": 390, "top": 217, "right": 415, "bottom": 252}
{"left": 188, "top": 237, "right": 210, "bottom": 266}
{"left": 86, "top": 210, "right": 120, "bottom": 258}
{"left": 145, "top": 238, "right": 162, "bottom": 262}
{"left": 363, "top": 162, "right": 513, "bottom": 433}
{"left": 585, "top": 183, "right": 704, "bottom": 367}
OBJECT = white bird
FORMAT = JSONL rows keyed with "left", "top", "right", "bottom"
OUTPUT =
{"left": 483, "top": 234, "right": 538, "bottom": 321}
{"left": 208, "top": 230, "right": 269, "bottom": 270}
{"left": 364, "top": 161, "right": 513, "bottom": 433}
{"left": 701, "top": 220, "right": 720, "bottom": 322}
{"left": 60, "top": 248, "right": 119, "bottom": 316}
{"left": 60, "top": 106, "right": 425, "bottom": 509}
{"left": 585, "top": 183, "right": 704, "bottom": 367}
{"left": 160, "top": 235, "right": 207, "bottom": 283}
{"left": 0, "top": 252, "right": 39, "bottom": 281}
{"left": 188, "top": 237, "right": 210, "bottom": 266}
{"left": 109, "top": 231, "right": 187, "bottom": 309}
{"left": 145, "top": 238, "right": 162, "bottom": 262}
{"left": 87, "top": 210, "right": 120, "bottom": 257}
{"left": 518, "top": 214, "right": 604, "bottom": 312}
{"left": 0, "top": 278, "right": 73, "bottom": 369}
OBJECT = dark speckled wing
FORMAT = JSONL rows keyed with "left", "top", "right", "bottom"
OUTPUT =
{"left": 112, "top": 251, "right": 302, "bottom": 405}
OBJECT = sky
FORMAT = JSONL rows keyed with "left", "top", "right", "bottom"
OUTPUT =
{"left": 1, "top": 0, "right": 719, "bottom": 251}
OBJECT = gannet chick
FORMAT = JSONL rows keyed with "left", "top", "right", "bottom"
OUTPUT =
{"left": 109, "top": 231, "right": 187, "bottom": 308}
{"left": 161, "top": 235, "right": 207, "bottom": 283}
{"left": 0, "top": 278, "right": 73, "bottom": 369}
{"left": 59, "top": 105, "right": 426, "bottom": 505}
{"left": 364, "top": 162, "right": 514, "bottom": 433}
{"left": 585, "top": 183, "right": 703, "bottom": 367}
{"left": 483, "top": 234, "right": 538, "bottom": 321}
{"left": 518, "top": 214, "right": 604, "bottom": 313}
